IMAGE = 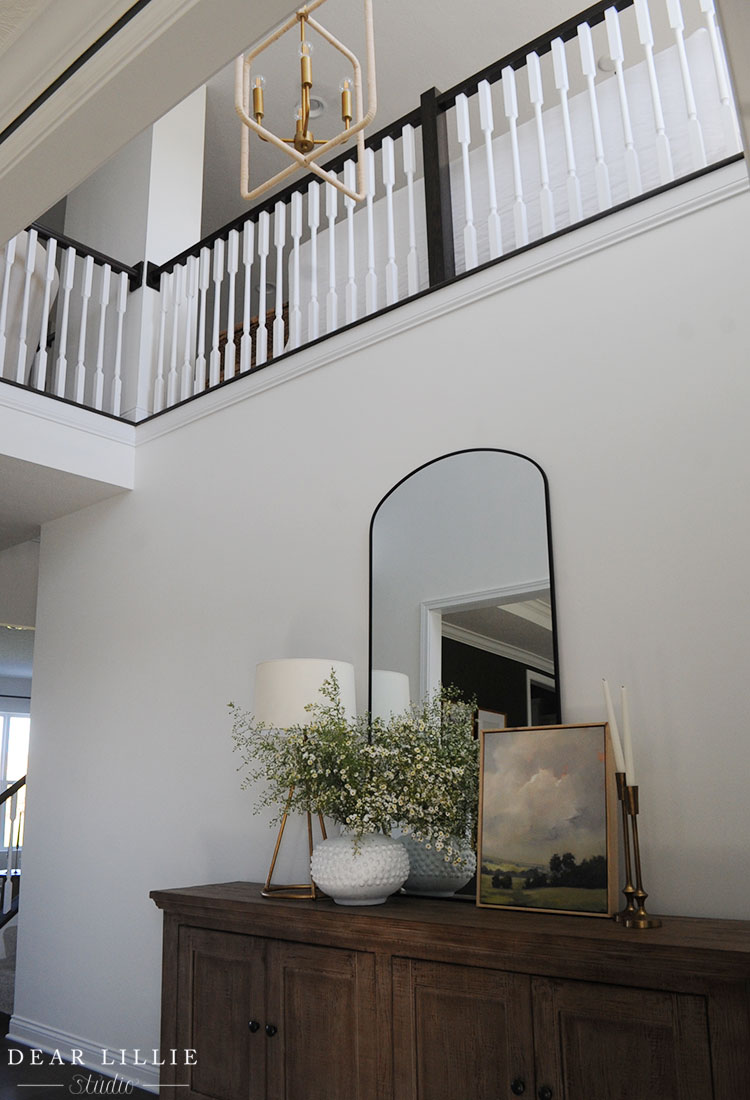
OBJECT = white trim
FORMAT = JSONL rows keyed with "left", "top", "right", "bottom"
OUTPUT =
{"left": 136, "top": 159, "right": 749, "bottom": 440}
{"left": 419, "top": 580, "right": 552, "bottom": 697}
{"left": 0, "top": 382, "right": 135, "bottom": 446}
{"left": 526, "top": 668, "right": 557, "bottom": 725}
{"left": 442, "top": 621, "right": 555, "bottom": 676}
{"left": 7, "top": 1015, "right": 159, "bottom": 1093}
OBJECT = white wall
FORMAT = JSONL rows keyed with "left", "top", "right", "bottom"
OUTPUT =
{"left": 0, "top": 541, "right": 39, "bottom": 628}
{"left": 12, "top": 183, "right": 750, "bottom": 1067}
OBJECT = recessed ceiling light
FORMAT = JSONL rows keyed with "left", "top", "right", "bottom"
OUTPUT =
{"left": 597, "top": 55, "right": 617, "bottom": 72}
{"left": 308, "top": 97, "right": 326, "bottom": 119}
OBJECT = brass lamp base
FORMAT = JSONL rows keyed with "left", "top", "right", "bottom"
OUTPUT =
{"left": 262, "top": 790, "right": 327, "bottom": 900}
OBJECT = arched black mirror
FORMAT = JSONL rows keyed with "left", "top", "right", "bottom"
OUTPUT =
{"left": 369, "top": 449, "right": 561, "bottom": 726}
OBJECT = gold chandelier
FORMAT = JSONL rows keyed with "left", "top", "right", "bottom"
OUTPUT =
{"left": 235, "top": 0, "right": 376, "bottom": 203}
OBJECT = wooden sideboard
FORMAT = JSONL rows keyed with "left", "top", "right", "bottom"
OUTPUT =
{"left": 151, "top": 882, "right": 750, "bottom": 1100}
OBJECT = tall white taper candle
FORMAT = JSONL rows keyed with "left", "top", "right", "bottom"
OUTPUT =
{"left": 621, "top": 684, "right": 636, "bottom": 784}
{"left": 603, "top": 678, "right": 626, "bottom": 774}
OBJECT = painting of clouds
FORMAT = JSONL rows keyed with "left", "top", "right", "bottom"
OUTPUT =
{"left": 478, "top": 724, "right": 614, "bottom": 915}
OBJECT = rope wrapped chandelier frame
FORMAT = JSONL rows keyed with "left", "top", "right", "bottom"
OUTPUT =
{"left": 234, "top": 0, "right": 376, "bottom": 203}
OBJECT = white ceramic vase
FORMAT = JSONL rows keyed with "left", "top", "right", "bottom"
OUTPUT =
{"left": 401, "top": 834, "right": 476, "bottom": 896}
{"left": 311, "top": 833, "right": 409, "bottom": 905}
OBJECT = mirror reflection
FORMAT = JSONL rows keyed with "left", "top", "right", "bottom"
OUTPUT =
{"left": 369, "top": 449, "right": 560, "bottom": 726}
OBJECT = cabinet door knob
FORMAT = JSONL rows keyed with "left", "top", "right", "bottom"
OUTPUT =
{"left": 510, "top": 1079, "right": 526, "bottom": 1096}
{"left": 248, "top": 1020, "right": 260, "bottom": 1033}
{"left": 538, "top": 1088, "right": 553, "bottom": 1100}
{"left": 265, "top": 1023, "right": 278, "bottom": 1037}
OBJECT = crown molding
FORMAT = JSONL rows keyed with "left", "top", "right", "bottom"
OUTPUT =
{"left": 442, "top": 621, "right": 555, "bottom": 676}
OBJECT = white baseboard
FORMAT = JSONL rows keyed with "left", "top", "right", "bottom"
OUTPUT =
{"left": 6, "top": 1015, "right": 160, "bottom": 1093}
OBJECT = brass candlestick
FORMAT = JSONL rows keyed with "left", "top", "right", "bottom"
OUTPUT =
{"left": 614, "top": 772, "right": 637, "bottom": 924}
{"left": 622, "top": 784, "right": 661, "bottom": 929}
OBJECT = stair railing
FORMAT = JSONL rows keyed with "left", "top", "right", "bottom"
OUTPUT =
{"left": 0, "top": 776, "right": 25, "bottom": 917}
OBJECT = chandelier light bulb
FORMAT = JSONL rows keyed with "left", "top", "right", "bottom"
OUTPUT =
{"left": 252, "top": 74, "right": 266, "bottom": 122}
{"left": 340, "top": 77, "right": 352, "bottom": 128}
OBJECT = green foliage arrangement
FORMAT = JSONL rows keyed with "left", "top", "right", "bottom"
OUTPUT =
{"left": 229, "top": 673, "right": 478, "bottom": 864}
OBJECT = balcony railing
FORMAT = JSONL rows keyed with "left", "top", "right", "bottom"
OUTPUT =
{"left": 0, "top": 0, "right": 743, "bottom": 423}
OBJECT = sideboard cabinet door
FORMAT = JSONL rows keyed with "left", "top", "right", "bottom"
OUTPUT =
{"left": 175, "top": 926, "right": 267, "bottom": 1100}
{"left": 265, "top": 940, "right": 378, "bottom": 1100}
{"left": 532, "top": 976, "right": 715, "bottom": 1100}
{"left": 392, "top": 958, "right": 534, "bottom": 1100}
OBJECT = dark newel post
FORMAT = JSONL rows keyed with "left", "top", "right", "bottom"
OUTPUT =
{"left": 419, "top": 88, "right": 455, "bottom": 287}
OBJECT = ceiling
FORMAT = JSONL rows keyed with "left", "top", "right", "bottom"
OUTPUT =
{"left": 443, "top": 597, "right": 555, "bottom": 669}
{"left": 0, "top": 454, "right": 129, "bottom": 552}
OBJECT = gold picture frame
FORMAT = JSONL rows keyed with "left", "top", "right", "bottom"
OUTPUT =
{"left": 477, "top": 723, "right": 618, "bottom": 917}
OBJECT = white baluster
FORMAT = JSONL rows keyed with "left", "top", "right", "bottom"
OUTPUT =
{"left": 551, "top": 38, "right": 583, "bottom": 225}
{"left": 224, "top": 230, "right": 239, "bottom": 381}
{"left": 15, "top": 228, "right": 38, "bottom": 382}
{"left": 3, "top": 791, "right": 17, "bottom": 913}
{"left": 307, "top": 182, "right": 320, "bottom": 341}
{"left": 167, "top": 265, "right": 183, "bottom": 407}
{"left": 153, "top": 271, "right": 169, "bottom": 413}
{"left": 455, "top": 94, "right": 479, "bottom": 269}
{"left": 667, "top": 0, "right": 707, "bottom": 170}
{"left": 527, "top": 53, "right": 556, "bottom": 236}
{"left": 256, "top": 211, "right": 270, "bottom": 366}
{"left": 605, "top": 7, "right": 642, "bottom": 199}
{"left": 402, "top": 124, "right": 421, "bottom": 291}
{"left": 54, "top": 247, "right": 77, "bottom": 398}
{"left": 325, "top": 176, "right": 338, "bottom": 332}
{"left": 382, "top": 136, "right": 399, "bottom": 304}
{"left": 209, "top": 240, "right": 225, "bottom": 386}
{"left": 194, "top": 247, "right": 210, "bottom": 392}
{"left": 273, "top": 202, "right": 286, "bottom": 357}
{"left": 344, "top": 160, "right": 358, "bottom": 323}
{"left": 73, "top": 254, "right": 94, "bottom": 404}
{"left": 289, "top": 193, "right": 302, "bottom": 349}
{"left": 34, "top": 236, "right": 57, "bottom": 391}
{"left": 579, "top": 22, "right": 612, "bottom": 211}
{"left": 365, "top": 148, "right": 378, "bottom": 314}
{"left": 182, "top": 255, "right": 198, "bottom": 400}
{"left": 111, "top": 273, "right": 127, "bottom": 416}
{"left": 478, "top": 82, "right": 502, "bottom": 259}
{"left": 502, "top": 66, "right": 529, "bottom": 248}
{"left": 699, "top": 0, "right": 743, "bottom": 153}
{"left": 93, "top": 263, "right": 111, "bottom": 411}
{"left": 634, "top": 0, "right": 674, "bottom": 184}
{"left": 0, "top": 236, "right": 18, "bottom": 378}
{"left": 240, "top": 224, "right": 254, "bottom": 370}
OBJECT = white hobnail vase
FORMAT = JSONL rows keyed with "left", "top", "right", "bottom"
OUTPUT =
{"left": 311, "top": 833, "right": 410, "bottom": 906}
{"left": 401, "top": 834, "right": 476, "bottom": 896}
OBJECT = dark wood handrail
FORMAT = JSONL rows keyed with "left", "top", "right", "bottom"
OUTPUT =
{"left": 0, "top": 776, "right": 26, "bottom": 808}
{"left": 29, "top": 223, "right": 143, "bottom": 290}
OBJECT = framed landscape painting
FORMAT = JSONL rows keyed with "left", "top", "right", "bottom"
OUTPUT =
{"left": 477, "top": 723, "right": 618, "bottom": 917}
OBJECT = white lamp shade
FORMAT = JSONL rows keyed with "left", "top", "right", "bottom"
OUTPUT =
{"left": 371, "top": 670, "right": 411, "bottom": 722}
{"left": 254, "top": 658, "right": 357, "bottom": 728}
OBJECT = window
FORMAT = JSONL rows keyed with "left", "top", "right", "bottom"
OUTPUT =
{"left": 0, "top": 712, "right": 29, "bottom": 850}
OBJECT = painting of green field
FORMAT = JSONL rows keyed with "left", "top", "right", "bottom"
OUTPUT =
{"left": 479, "top": 868, "right": 607, "bottom": 913}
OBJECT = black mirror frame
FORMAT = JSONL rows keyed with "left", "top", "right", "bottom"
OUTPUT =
{"left": 367, "top": 447, "right": 562, "bottom": 722}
